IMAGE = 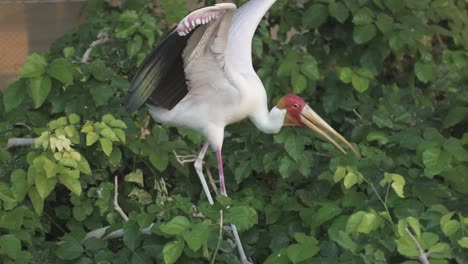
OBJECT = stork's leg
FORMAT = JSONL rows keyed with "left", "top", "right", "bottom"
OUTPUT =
{"left": 194, "top": 143, "right": 214, "bottom": 205}
{"left": 216, "top": 149, "right": 250, "bottom": 264}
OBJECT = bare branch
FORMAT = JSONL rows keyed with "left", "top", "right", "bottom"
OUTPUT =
{"left": 81, "top": 224, "right": 154, "bottom": 243}
{"left": 81, "top": 31, "right": 110, "bottom": 63}
{"left": 353, "top": 109, "right": 363, "bottom": 121}
{"left": 114, "top": 176, "right": 129, "bottom": 222}
{"left": 7, "top": 138, "right": 36, "bottom": 149}
{"left": 405, "top": 228, "right": 430, "bottom": 264}
{"left": 206, "top": 169, "right": 219, "bottom": 196}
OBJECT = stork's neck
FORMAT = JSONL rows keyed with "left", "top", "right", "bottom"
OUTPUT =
{"left": 249, "top": 106, "right": 286, "bottom": 134}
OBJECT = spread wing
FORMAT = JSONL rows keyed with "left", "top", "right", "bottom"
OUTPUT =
{"left": 226, "top": 0, "right": 277, "bottom": 69}
{"left": 125, "top": 3, "right": 236, "bottom": 111}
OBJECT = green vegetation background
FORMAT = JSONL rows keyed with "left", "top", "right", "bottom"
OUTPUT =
{"left": 0, "top": 0, "right": 467, "bottom": 263}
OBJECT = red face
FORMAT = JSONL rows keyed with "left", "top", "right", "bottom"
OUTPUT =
{"left": 276, "top": 94, "right": 306, "bottom": 126}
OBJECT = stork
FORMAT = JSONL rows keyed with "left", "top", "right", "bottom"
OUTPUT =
{"left": 126, "top": 0, "right": 358, "bottom": 262}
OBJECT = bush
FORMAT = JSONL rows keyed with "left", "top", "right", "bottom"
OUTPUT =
{"left": 1, "top": 0, "right": 467, "bottom": 263}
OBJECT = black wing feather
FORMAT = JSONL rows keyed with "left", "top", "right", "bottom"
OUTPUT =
{"left": 125, "top": 29, "right": 192, "bottom": 111}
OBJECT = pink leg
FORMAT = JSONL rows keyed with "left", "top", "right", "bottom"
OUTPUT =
{"left": 215, "top": 149, "right": 250, "bottom": 264}
{"left": 216, "top": 149, "right": 227, "bottom": 196}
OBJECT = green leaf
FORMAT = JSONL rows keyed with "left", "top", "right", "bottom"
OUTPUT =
{"left": 89, "top": 81, "right": 114, "bottom": 107}
{"left": 301, "top": 56, "right": 320, "bottom": 80}
{"left": 63, "top": 47, "right": 75, "bottom": 58}
{"left": 376, "top": 14, "right": 394, "bottom": 34}
{"left": 444, "top": 137, "right": 468, "bottom": 162}
{"left": 127, "top": 35, "right": 143, "bottom": 57}
{"left": 77, "top": 156, "right": 92, "bottom": 175}
{"left": 279, "top": 156, "right": 295, "bottom": 178}
{"left": 58, "top": 171, "right": 82, "bottom": 196}
{"left": 265, "top": 249, "right": 289, "bottom": 264}
{"left": 346, "top": 211, "right": 366, "bottom": 233}
{"left": 442, "top": 220, "right": 460, "bottom": 237}
{"left": 3, "top": 79, "right": 27, "bottom": 112}
{"left": 183, "top": 222, "right": 209, "bottom": 251}
{"left": 34, "top": 170, "right": 57, "bottom": 199}
{"left": 339, "top": 67, "right": 353, "bottom": 83}
{"left": 10, "top": 169, "right": 28, "bottom": 202}
{"left": 47, "top": 58, "right": 74, "bottom": 86}
{"left": 284, "top": 134, "right": 304, "bottom": 161}
{"left": 99, "top": 138, "right": 113, "bottom": 156}
{"left": 83, "top": 237, "right": 108, "bottom": 251}
{"left": 422, "top": 148, "right": 451, "bottom": 177}
{"left": 100, "top": 128, "right": 119, "bottom": 141}
{"left": 333, "top": 166, "right": 346, "bottom": 183}
{"left": 277, "top": 53, "right": 298, "bottom": 77}
{"left": 160, "top": 216, "right": 191, "bottom": 235}
{"left": 420, "top": 232, "right": 439, "bottom": 250}
{"left": 124, "top": 169, "right": 144, "bottom": 187}
{"left": 344, "top": 172, "right": 358, "bottom": 189}
{"left": 428, "top": 243, "right": 451, "bottom": 258}
{"left": 311, "top": 204, "right": 343, "bottom": 228}
{"left": 29, "top": 75, "right": 51, "bottom": 108}
{"left": 329, "top": 2, "right": 349, "bottom": 23}
{"left": 385, "top": 173, "right": 406, "bottom": 198}
{"left": 149, "top": 149, "right": 169, "bottom": 172}
{"left": 162, "top": 239, "right": 184, "bottom": 264}
{"left": 352, "top": 7, "right": 374, "bottom": 25}
{"left": 286, "top": 243, "right": 319, "bottom": 264}
{"left": 397, "top": 234, "right": 419, "bottom": 257}
{"left": 367, "top": 131, "right": 390, "bottom": 145}
{"left": 458, "top": 237, "right": 468, "bottom": 248}
{"left": 225, "top": 206, "right": 258, "bottom": 232}
{"left": 351, "top": 72, "right": 370, "bottom": 92}
{"left": 0, "top": 234, "right": 22, "bottom": 260}
{"left": 123, "top": 221, "right": 142, "bottom": 250}
{"left": 56, "top": 239, "right": 84, "bottom": 260}
{"left": 291, "top": 71, "right": 307, "bottom": 94}
{"left": 86, "top": 131, "right": 99, "bottom": 146}
{"left": 109, "top": 119, "right": 127, "bottom": 129}
{"left": 114, "top": 129, "right": 126, "bottom": 143}
{"left": 303, "top": 4, "right": 328, "bottom": 29}
{"left": 28, "top": 187, "right": 44, "bottom": 214}
{"left": 68, "top": 113, "right": 80, "bottom": 125}
{"left": 443, "top": 107, "right": 468, "bottom": 128}
{"left": 43, "top": 157, "right": 57, "bottom": 178}
{"left": 414, "top": 61, "right": 434, "bottom": 83}
{"left": 406, "top": 217, "right": 422, "bottom": 238}
{"left": 384, "top": 0, "right": 405, "bottom": 13}
{"left": 20, "top": 53, "right": 47, "bottom": 78}
{"left": 353, "top": 24, "right": 377, "bottom": 44}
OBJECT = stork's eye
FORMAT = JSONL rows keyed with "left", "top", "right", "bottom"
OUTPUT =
{"left": 293, "top": 104, "right": 299, "bottom": 109}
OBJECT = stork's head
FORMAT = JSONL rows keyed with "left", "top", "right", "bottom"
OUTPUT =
{"left": 277, "top": 94, "right": 359, "bottom": 156}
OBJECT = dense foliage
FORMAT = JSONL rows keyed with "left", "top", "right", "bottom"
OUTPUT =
{"left": 1, "top": 0, "right": 467, "bottom": 263}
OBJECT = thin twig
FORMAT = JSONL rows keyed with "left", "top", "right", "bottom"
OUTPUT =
{"left": 6, "top": 138, "right": 36, "bottom": 149}
{"left": 81, "top": 224, "right": 154, "bottom": 243}
{"left": 405, "top": 228, "right": 430, "bottom": 264}
{"left": 353, "top": 109, "right": 363, "bottom": 121}
{"left": 211, "top": 210, "right": 224, "bottom": 264}
{"left": 45, "top": 212, "right": 66, "bottom": 234}
{"left": 206, "top": 169, "right": 219, "bottom": 196}
{"left": 114, "top": 176, "right": 129, "bottom": 222}
{"left": 364, "top": 178, "right": 396, "bottom": 234}
{"left": 14, "top": 123, "right": 32, "bottom": 131}
{"left": 81, "top": 31, "right": 109, "bottom": 63}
